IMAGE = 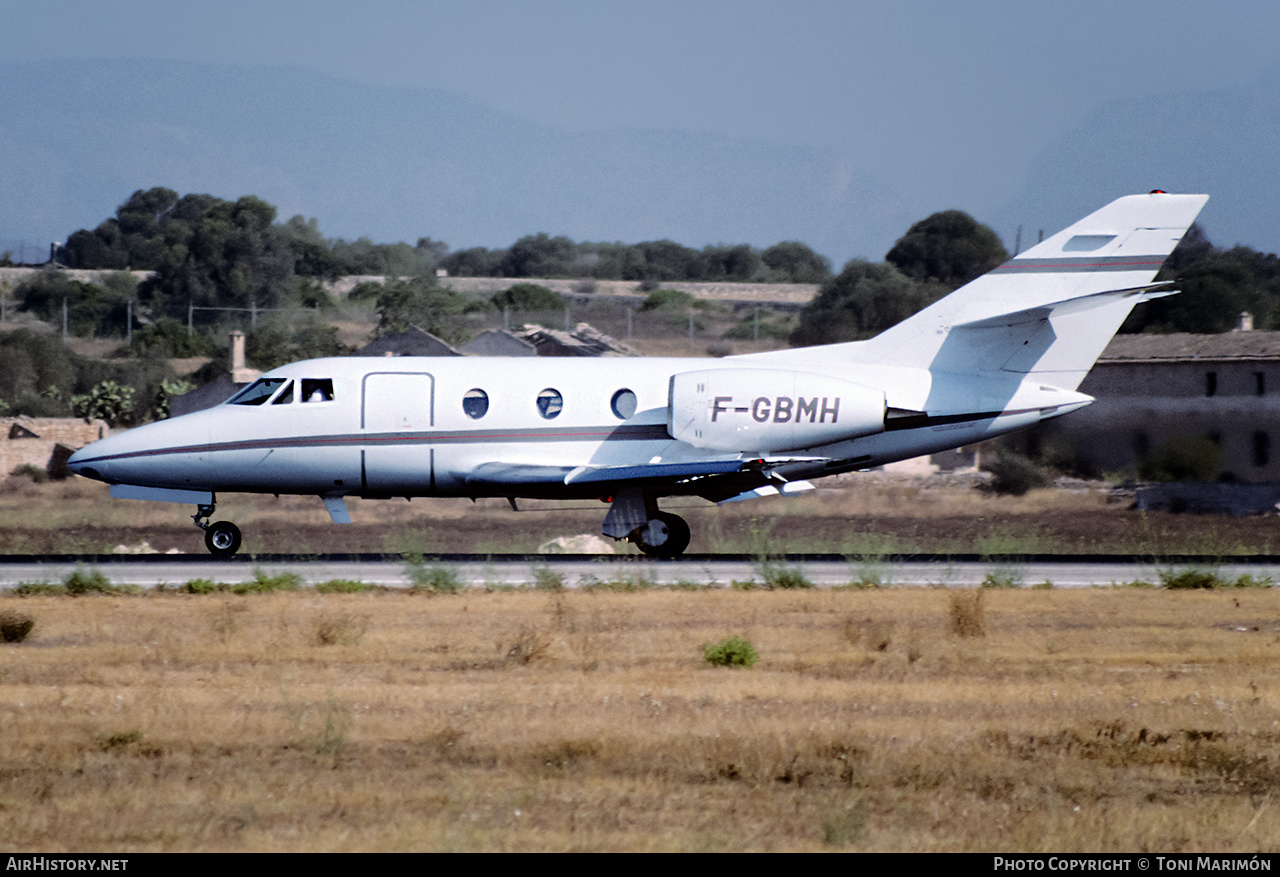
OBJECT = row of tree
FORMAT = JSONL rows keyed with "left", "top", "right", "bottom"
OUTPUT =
{"left": 790, "top": 214, "right": 1280, "bottom": 345}
{"left": 439, "top": 235, "right": 833, "bottom": 284}
{"left": 57, "top": 188, "right": 835, "bottom": 311}
{"left": 39, "top": 186, "right": 1280, "bottom": 354}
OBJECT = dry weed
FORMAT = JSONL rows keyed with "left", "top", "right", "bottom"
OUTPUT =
{"left": 313, "top": 612, "right": 368, "bottom": 646}
{"left": 949, "top": 589, "right": 986, "bottom": 637}
{"left": 0, "top": 610, "right": 35, "bottom": 642}
{"left": 1, "top": 589, "right": 1278, "bottom": 851}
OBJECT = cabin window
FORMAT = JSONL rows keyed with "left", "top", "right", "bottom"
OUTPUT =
{"left": 1205, "top": 371, "right": 1217, "bottom": 397}
{"left": 611, "top": 388, "right": 637, "bottom": 419}
{"left": 463, "top": 388, "right": 489, "bottom": 419}
{"left": 1256, "top": 372, "right": 1266, "bottom": 396}
{"left": 302, "top": 379, "right": 334, "bottom": 402}
{"left": 1255, "top": 432, "right": 1270, "bottom": 467}
{"left": 229, "top": 377, "right": 286, "bottom": 406}
{"left": 536, "top": 388, "right": 563, "bottom": 419}
{"left": 271, "top": 381, "right": 294, "bottom": 405}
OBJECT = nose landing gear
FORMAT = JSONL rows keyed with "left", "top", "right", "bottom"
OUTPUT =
{"left": 192, "top": 502, "right": 242, "bottom": 557}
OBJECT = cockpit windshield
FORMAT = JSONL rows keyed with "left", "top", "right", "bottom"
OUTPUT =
{"left": 228, "top": 378, "right": 287, "bottom": 406}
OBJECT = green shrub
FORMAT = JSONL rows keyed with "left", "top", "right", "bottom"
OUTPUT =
{"left": 1139, "top": 436, "right": 1222, "bottom": 483}
{"left": 981, "top": 449, "right": 1052, "bottom": 495}
{"left": 532, "top": 565, "right": 565, "bottom": 591}
{"left": 181, "top": 578, "right": 228, "bottom": 594}
{"left": 640, "top": 288, "right": 695, "bottom": 311}
{"left": 10, "top": 463, "right": 49, "bottom": 483}
{"left": 0, "top": 611, "right": 35, "bottom": 643}
{"left": 1160, "top": 569, "right": 1274, "bottom": 589}
{"left": 701, "top": 636, "right": 759, "bottom": 667}
{"left": 315, "top": 579, "right": 370, "bottom": 594}
{"left": 821, "top": 801, "right": 867, "bottom": 848}
{"left": 13, "top": 582, "right": 63, "bottom": 597}
{"left": 981, "top": 569, "right": 1021, "bottom": 589}
{"left": 491, "top": 283, "right": 565, "bottom": 311}
{"left": 234, "top": 570, "right": 302, "bottom": 594}
{"left": 407, "top": 559, "right": 461, "bottom": 594}
{"left": 64, "top": 567, "right": 114, "bottom": 595}
{"left": 760, "top": 561, "right": 812, "bottom": 589}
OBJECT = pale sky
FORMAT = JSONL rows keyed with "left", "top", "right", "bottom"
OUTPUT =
{"left": 6, "top": 0, "right": 1279, "bottom": 243}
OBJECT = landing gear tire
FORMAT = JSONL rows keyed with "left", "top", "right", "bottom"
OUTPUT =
{"left": 633, "top": 512, "right": 690, "bottom": 558}
{"left": 205, "top": 521, "right": 242, "bottom": 557}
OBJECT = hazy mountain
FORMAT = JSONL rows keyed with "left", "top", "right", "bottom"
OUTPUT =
{"left": 0, "top": 59, "right": 914, "bottom": 264}
{"left": 992, "top": 65, "right": 1280, "bottom": 254}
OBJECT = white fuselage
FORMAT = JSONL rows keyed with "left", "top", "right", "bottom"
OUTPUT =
{"left": 68, "top": 351, "right": 1086, "bottom": 501}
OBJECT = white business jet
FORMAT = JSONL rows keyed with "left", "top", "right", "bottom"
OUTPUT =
{"left": 68, "top": 192, "right": 1207, "bottom": 557}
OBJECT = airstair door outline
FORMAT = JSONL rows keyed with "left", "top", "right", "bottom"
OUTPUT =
{"left": 361, "top": 372, "right": 435, "bottom": 494}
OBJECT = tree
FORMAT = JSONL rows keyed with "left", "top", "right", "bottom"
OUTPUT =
{"left": 374, "top": 277, "right": 468, "bottom": 340}
{"left": 885, "top": 210, "right": 1008, "bottom": 289}
{"left": 497, "top": 233, "right": 577, "bottom": 277}
{"left": 761, "top": 241, "right": 833, "bottom": 284}
{"left": 699, "top": 244, "right": 763, "bottom": 282}
{"left": 790, "top": 260, "right": 935, "bottom": 346}
{"left": 1124, "top": 225, "right": 1280, "bottom": 334}
{"left": 440, "top": 246, "right": 502, "bottom": 277}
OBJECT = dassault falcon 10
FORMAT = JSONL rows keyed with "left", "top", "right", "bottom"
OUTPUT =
{"left": 68, "top": 192, "right": 1208, "bottom": 556}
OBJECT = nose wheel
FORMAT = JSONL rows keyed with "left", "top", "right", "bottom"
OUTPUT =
{"left": 204, "top": 521, "right": 243, "bottom": 557}
{"left": 192, "top": 501, "right": 242, "bottom": 557}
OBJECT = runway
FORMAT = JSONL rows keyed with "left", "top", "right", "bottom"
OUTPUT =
{"left": 1, "top": 553, "right": 1278, "bottom": 589}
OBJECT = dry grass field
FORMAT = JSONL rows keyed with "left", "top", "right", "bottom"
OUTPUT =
{"left": 4, "top": 471, "right": 1280, "bottom": 557}
{"left": 1, "top": 586, "right": 1279, "bottom": 852}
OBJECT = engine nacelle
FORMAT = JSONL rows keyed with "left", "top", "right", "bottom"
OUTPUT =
{"left": 668, "top": 368, "right": 886, "bottom": 453}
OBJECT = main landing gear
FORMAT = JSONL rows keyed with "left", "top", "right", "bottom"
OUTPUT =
{"left": 193, "top": 502, "right": 242, "bottom": 557}
{"left": 631, "top": 511, "right": 690, "bottom": 558}
{"left": 601, "top": 488, "right": 691, "bottom": 558}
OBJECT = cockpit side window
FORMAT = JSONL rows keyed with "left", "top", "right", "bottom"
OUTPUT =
{"left": 302, "top": 379, "right": 334, "bottom": 402}
{"left": 229, "top": 377, "right": 287, "bottom": 406}
{"left": 271, "top": 381, "right": 294, "bottom": 405}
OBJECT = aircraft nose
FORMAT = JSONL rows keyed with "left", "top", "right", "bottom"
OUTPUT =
{"left": 67, "top": 445, "right": 106, "bottom": 482}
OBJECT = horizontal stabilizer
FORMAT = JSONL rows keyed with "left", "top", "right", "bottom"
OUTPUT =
{"left": 954, "top": 283, "right": 1177, "bottom": 330}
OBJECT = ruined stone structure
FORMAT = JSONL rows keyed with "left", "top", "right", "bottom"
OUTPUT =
{"left": 0, "top": 417, "right": 108, "bottom": 478}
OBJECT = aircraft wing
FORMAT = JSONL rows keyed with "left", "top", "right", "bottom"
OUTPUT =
{"left": 464, "top": 462, "right": 578, "bottom": 486}
{"left": 464, "top": 457, "right": 831, "bottom": 500}
{"left": 466, "top": 459, "right": 747, "bottom": 489}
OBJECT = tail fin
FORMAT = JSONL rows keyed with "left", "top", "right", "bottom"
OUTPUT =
{"left": 767, "top": 192, "right": 1208, "bottom": 390}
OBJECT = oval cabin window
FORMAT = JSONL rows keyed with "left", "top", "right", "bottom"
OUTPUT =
{"left": 611, "top": 388, "right": 637, "bottom": 419}
{"left": 463, "top": 388, "right": 489, "bottom": 419}
{"left": 536, "top": 388, "right": 563, "bottom": 419}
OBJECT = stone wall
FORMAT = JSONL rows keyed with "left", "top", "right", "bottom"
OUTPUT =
{"left": 0, "top": 417, "right": 108, "bottom": 478}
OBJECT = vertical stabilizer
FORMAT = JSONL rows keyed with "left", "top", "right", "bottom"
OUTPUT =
{"left": 757, "top": 192, "right": 1208, "bottom": 391}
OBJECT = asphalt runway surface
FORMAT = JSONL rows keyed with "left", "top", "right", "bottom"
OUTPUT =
{"left": 2, "top": 553, "right": 1279, "bottom": 589}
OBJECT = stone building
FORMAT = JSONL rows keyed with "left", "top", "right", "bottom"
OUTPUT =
{"left": 0, "top": 417, "right": 108, "bottom": 478}
{"left": 1037, "top": 331, "right": 1280, "bottom": 483}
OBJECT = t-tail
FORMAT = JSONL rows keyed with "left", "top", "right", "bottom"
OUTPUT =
{"left": 786, "top": 192, "right": 1209, "bottom": 390}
